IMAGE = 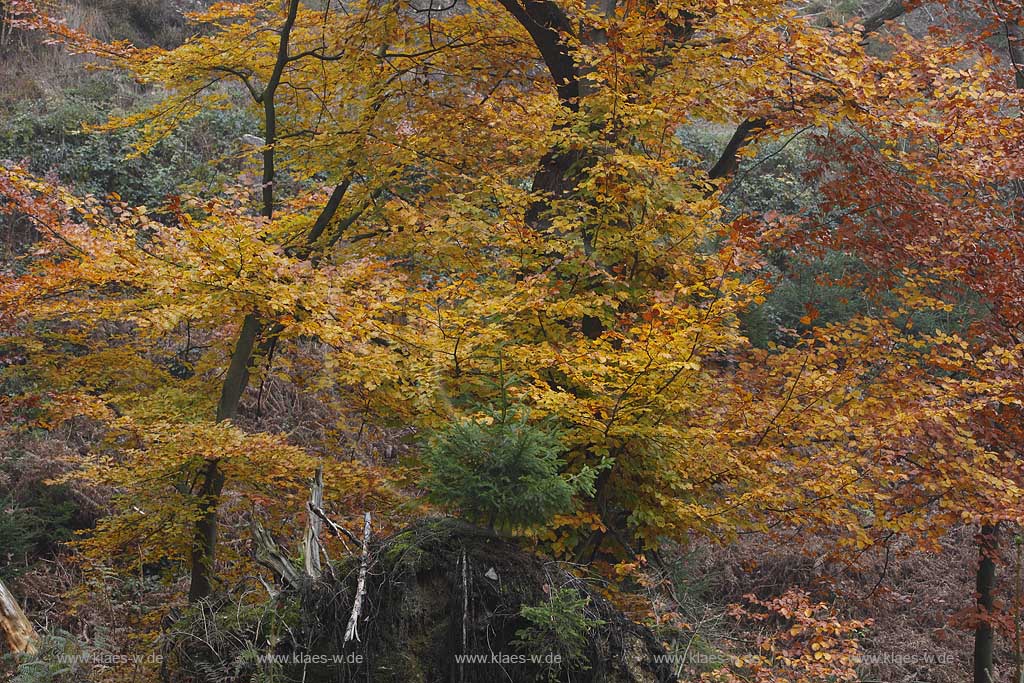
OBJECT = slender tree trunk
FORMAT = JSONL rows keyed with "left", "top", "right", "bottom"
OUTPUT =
{"left": 975, "top": 523, "right": 999, "bottom": 683}
{"left": 215, "top": 313, "right": 261, "bottom": 424}
{"left": 188, "top": 313, "right": 261, "bottom": 602}
{"left": 184, "top": 0, "right": 301, "bottom": 602}
{"left": 187, "top": 459, "right": 226, "bottom": 602}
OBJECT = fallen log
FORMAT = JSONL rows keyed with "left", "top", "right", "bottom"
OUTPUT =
{"left": 0, "top": 578, "right": 37, "bottom": 656}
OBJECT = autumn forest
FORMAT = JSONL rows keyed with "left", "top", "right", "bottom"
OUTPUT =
{"left": 1, "top": 0, "right": 1023, "bottom": 680}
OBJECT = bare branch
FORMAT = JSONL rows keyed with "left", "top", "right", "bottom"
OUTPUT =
{"left": 344, "top": 512, "right": 373, "bottom": 643}
{"left": 309, "top": 504, "right": 363, "bottom": 550}
{"left": 860, "top": 0, "right": 906, "bottom": 35}
{"left": 707, "top": 117, "right": 767, "bottom": 182}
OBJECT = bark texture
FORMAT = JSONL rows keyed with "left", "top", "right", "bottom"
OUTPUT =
{"left": 0, "top": 578, "right": 37, "bottom": 656}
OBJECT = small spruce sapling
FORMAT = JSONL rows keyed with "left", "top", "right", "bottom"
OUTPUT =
{"left": 422, "top": 373, "right": 597, "bottom": 533}
{"left": 512, "top": 587, "right": 604, "bottom": 679}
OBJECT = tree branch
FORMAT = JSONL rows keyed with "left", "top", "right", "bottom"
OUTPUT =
{"left": 494, "top": 0, "right": 579, "bottom": 107}
{"left": 707, "top": 1, "right": 910, "bottom": 183}
{"left": 707, "top": 117, "right": 767, "bottom": 182}
{"left": 304, "top": 177, "right": 352, "bottom": 246}
{"left": 860, "top": 0, "right": 906, "bottom": 35}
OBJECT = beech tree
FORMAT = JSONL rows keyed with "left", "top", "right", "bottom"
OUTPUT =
{"left": 771, "top": 3, "right": 1024, "bottom": 680}
{"left": 3, "top": 0, "right": 1024, "bottom": 678}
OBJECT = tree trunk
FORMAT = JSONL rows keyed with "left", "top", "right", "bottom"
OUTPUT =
{"left": 187, "top": 459, "right": 226, "bottom": 602}
{"left": 215, "top": 313, "right": 261, "bottom": 424}
{"left": 188, "top": 312, "right": 260, "bottom": 602}
{"left": 302, "top": 465, "right": 325, "bottom": 579}
{"left": 183, "top": 0, "right": 304, "bottom": 602}
{"left": 0, "top": 578, "right": 37, "bottom": 655}
{"left": 975, "top": 523, "right": 998, "bottom": 683}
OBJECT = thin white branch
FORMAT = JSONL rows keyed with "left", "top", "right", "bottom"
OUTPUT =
{"left": 344, "top": 512, "right": 372, "bottom": 644}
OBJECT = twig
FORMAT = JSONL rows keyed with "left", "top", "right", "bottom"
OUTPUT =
{"left": 461, "top": 549, "right": 469, "bottom": 683}
{"left": 309, "top": 504, "right": 361, "bottom": 550}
